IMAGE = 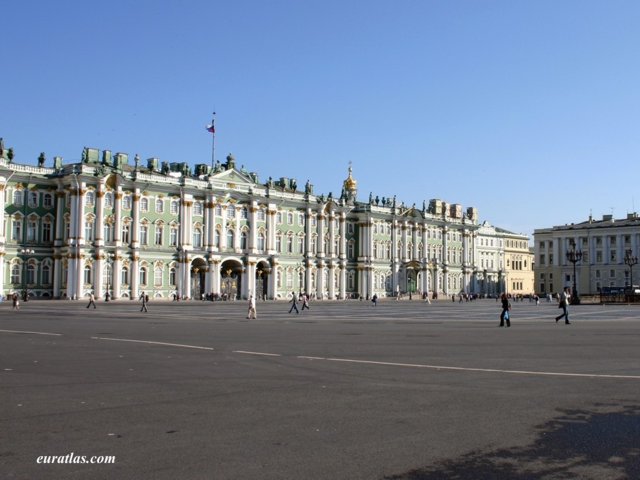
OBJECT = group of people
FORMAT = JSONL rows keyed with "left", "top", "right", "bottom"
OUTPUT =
{"left": 499, "top": 286, "right": 573, "bottom": 327}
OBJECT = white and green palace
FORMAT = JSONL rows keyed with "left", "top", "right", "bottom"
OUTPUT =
{"left": 0, "top": 142, "right": 528, "bottom": 300}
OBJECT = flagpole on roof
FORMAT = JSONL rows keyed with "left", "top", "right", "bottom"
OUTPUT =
{"left": 207, "top": 112, "right": 216, "bottom": 171}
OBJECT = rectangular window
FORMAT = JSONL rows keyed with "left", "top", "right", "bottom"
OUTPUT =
{"left": 42, "top": 222, "right": 52, "bottom": 242}
{"left": 140, "top": 225, "right": 148, "bottom": 245}
{"left": 170, "top": 228, "right": 178, "bottom": 247}
{"left": 12, "top": 219, "right": 22, "bottom": 241}
{"left": 27, "top": 220, "right": 38, "bottom": 242}
{"left": 155, "top": 226, "right": 163, "bottom": 245}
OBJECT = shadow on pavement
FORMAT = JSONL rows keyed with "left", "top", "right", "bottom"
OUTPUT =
{"left": 385, "top": 404, "right": 640, "bottom": 480}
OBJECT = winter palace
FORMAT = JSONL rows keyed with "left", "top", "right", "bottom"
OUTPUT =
{"left": 0, "top": 140, "right": 533, "bottom": 300}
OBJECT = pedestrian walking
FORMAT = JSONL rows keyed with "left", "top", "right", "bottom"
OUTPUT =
{"left": 288, "top": 291, "right": 299, "bottom": 314}
{"left": 499, "top": 292, "right": 511, "bottom": 327}
{"left": 301, "top": 293, "right": 310, "bottom": 310}
{"left": 247, "top": 295, "right": 257, "bottom": 319}
{"left": 555, "top": 287, "right": 571, "bottom": 324}
{"left": 12, "top": 292, "right": 19, "bottom": 310}
{"left": 371, "top": 293, "right": 378, "bottom": 306}
{"left": 139, "top": 291, "right": 149, "bottom": 312}
{"left": 86, "top": 292, "right": 97, "bottom": 309}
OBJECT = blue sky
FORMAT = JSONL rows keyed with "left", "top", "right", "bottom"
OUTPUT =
{"left": 3, "top": 0, "right": 639, "bottom": 238}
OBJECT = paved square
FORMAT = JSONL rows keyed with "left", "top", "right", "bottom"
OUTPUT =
{"left": 2, "top": 299, "right": 639, "bottom": 479}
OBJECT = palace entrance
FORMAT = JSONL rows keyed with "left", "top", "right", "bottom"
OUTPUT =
{"left": 221, "top": 259, "right": 243, "bottom": 300}
{"left": 191, "top": 258, "right": 207, "bottom": 300}
{"left": 255, "top": 261, "right": 271, "bottom": 300}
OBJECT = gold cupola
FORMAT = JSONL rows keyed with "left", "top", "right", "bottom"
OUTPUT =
{"left": 343, "top": 164, "right": 357, "bottom": 192}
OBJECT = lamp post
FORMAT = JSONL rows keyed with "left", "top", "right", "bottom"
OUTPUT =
{"left": 624, "top": 249, "right": 638, "bottom": 296}
{"left": 104, "top": 253, "right": 114, "bottom": 301}
{"left": 566, "top": 240, "right": 583, "bottom": 305}
{"left": 20, "top": 248, "right": 35, "bottom": 301}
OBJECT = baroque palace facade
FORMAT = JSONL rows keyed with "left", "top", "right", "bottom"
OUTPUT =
{"left": 0, "top": 142, "right": 532, "bottom": 300}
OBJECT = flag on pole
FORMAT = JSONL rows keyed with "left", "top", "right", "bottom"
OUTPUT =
{"left": 206, "top": 123, "right": 215, "bottom": 134}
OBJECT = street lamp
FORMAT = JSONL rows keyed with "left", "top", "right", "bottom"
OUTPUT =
{"left": 624, "top": 249, "right": 638, "bottom": 295}
{"left": 566, "top": 239, "right": 583, "bottom": 305}
{"left": 20, "top": 248, "right": 35, "bottom": 301}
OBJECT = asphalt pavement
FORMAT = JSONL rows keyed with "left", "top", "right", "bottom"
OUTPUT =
{"left": 2, "top": 298, "right": 639, "bottom": 480}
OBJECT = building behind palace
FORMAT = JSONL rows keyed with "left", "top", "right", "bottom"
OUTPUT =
{"left": 534, "top": 213, "right": 640, "bottom": 295}
{"left": 0, "top": 138, "right": 533, "bottom": 300}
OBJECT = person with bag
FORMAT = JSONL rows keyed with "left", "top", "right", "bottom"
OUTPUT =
{"left": 139, "top": 291, "right": 149, "bottom": 312}
{"left": 555, "top": 287, "right": 571, "bottom": 324}
{"left": 499, "top": 293, "right": 511, "bottom": 327}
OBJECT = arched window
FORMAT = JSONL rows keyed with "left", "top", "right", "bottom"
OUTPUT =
{"left": 104, "top": 192, "right": 113, "bottom": 208}
{"left": 27, "top": 264, "right": 37, "bottom": 284}
{"left": 104, "top": 222, "right": 113, "bottom": 243}
{"left": 154, "top": 267, "right": 163, "bottom": 286}
{"left": 84, "top": 219, "right": 94, "bottom": 241}
{"left": 169, "top": 267, "right": 177, "bottom": 286}
{"left": 297, "top": 236, "right": 304, "bottom": 254}
{"left": 121, "top": 266, "right": 129, "bottom": 285}
{"left": 241, "top": 207, "right": 248, "bottom": 219}
{"left": 122, "top": 223, "right": 130, "bottom": 244}
{"left": 170, "top": 200, "right": 179, "bottom": 215}
{"left": 11, "top": 264, "right": 21, "bottom": 284}
{"left": 86, "top": 191, "right": 95, "bottom": 206}
{"left": 257, "top": 231, "right": 265, "bottom": 251}
{"left": 227, "top": 205, "right": 235, "bottom": 219}
{"left": 227, "top": 230, "right": 234, "bottom": 249}
{"left": 170, "top": 226, "right": 178, "bottom": 246}
{"left": 42, "top": 218, "right": 52, "bottom": 242}
{"left": 240, "top": 231, "right": 248, "bottom": 250}
{"left": 193, "top": 202, "right": 203, "bottom": 216}
{"left": 155, "top": 224, "right": 163, "bottom": 245}
{"left": 287, "top": 235, "right": 293, "bottom": 253}
{"left": 193, "top": 228, "right": 202, "bottom": 248}
{"left": 140, "top": 224, "right": 149, "bottom": 245}
{"left": 83, "top": 265, "right": 91, "bottom": 285}
{"left": 13, "top": 190, "right": 23, "bottom": 206}
{"left": 155, "top": 198, "right": 164, "bottom": 213}
{"left": 140, "top": 198, "right": 149, "bottom": 212}
{"left": 27, "top": 218, "right": 38, "bottom": 242}
{"left": 139, "top": 266, "right": 148, "bottom": 286}
{"left": 122, "top": 195, "right": 132, "bottom": 210}
{"left": 214, "top": 229, "right": 221, "bottom": 249}
{"left": 43, "top": 193, "right": 53, "bottom": 208}
{"left": 42, "top": 263, "right": 51, "bottom": 285}
{"left": 103, "top": 264, "right": 112, "bottom": 290}
{"left": 276, "top": 233, "right": 282, "bottom": 252}
{"left": 215, "top": 205, "right": 222, "bottom": 216}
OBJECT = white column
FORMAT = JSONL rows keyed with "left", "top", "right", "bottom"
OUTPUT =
{"left": 401, "top": 222, "right": 408, "bottom": 261}
{"left": 211, "top": 259, "right": 221, "bottom": 296}
{"left": 112, "top": 256, "right": 121, "bottom": 299}
{"left": 328, "top": 263, "right": 335, "bottom": 299}
{"left": 249, "top": 202, "right": 258, "bottom": 253}
{"left": 131, "top": 256, "right": 139, "bottom": 300}
{"left": 132, "top": 189, "right": 140, "bottom": 247}
{"left": 114, "top": 188, "right": 123, "bottom": 244}
{"left": 95, "top": 184, "right": 105, "bottom": 246}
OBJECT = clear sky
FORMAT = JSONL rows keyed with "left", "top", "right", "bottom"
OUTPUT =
{"left": 3, "top": 0, "right": 639, "bottom": 238}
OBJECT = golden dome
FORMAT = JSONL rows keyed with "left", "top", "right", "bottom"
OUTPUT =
{"left": 343, "top": 165, "right": 357, "bottom": 191}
